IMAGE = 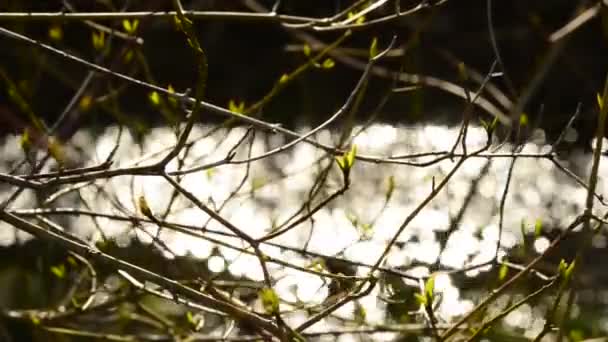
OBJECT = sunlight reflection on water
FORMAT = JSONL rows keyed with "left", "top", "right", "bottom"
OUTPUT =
{"left": 1, "top": 123, "right": 605, "bottom": 327}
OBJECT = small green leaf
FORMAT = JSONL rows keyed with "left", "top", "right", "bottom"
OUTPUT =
{"left": 534, "top": 218, "right": 543, "bottom": 238}
{"left": 148, "top": 91, "right": 161, "bottom": 106}
{"left": 569, "top": 328, "right": 585, "bottom": 342}
{"left": 167, "top": 84, "right": 178, "bottom": 107}
{"left": 122, "top": 20, "right": 131, "bottom": 32}
{"left": 424, "top": 275, "right": 435, "bottom": 300}
{"left": 335, "top": 145, "right": 357, "bottom": 184}
{"left": 360, "top": 223, "right": 372, "bottom": 233}
{"left": 71, "top": 296, "right": 82, "bottom": 308}
{"left": 558, "top": 259, "right": 576, "bottom": 284}
{"left": 354, "top": 302, "right": 366, "bottom": 324}
{"left": 479, "top": 118, "right": 489, "bottom": 132}
{"left": 206, "top": 168, "right": 216, "bottom": 179}
{"left": 303, "top": 43, "right": 311, "bottom": 57}
{"left": 48, "top": 25, "right": 63, "bottom": 41}
{"left": 67, "top": 256, "right": 77, "bottom": 267}
{"left": 321, "top": 58, "right": 335, "bottom": 69}
{"left": 346, "top": 212, "right": 359, "bottom": 227}
{"left": 480, "top": 117, "right": 498, "bottom": 139}
{"left": 386, "top": 175, "right": 395, "bottom": 201}
{"left": 597, "top": 92, "right": 604, "bottom": 111}
{"left": 498, "top": 262, "right": 508, "bottom": 281}
{"left": 457, "top": 62, "right": 468, "bottom": 82}
{"left": 519, "top": 113, "right": 528, "bottom": 127}
{"left": 122, "top": 19, "right": 139, "bottom": 34}
{"left": 50, "top": 264, "right": 66, "bottom": 279}
{"left": 228, "top": 99, "right": 246, "bottom": 114}
{"left": 138, "top": 195, "right": 154, "bottom": 218}
{"left": 79, "top": 95, "right": 93, "bottom": 112}
{"left": 558, "top": 259, "right": 568, "bottom": 274}
{"left": 186, "top": 311, "right": 195, "bottom": 325}
{"left": 489, "top": 117, "right": 498, "bottom": 131}
{"left": 335, "top": 145, "right": 357, "bottom": 182}
{"left": 92, "top": 30, "right": 105, "bottom": 51}
{"left": 19, "top": 128, "right": 31, "bottom": 153}
{"left": 345, "top": 144, "right": 357, "bottom": 168}
{"left": 259, "top": 287, "right": 280, "bottom": 315}
{"left": 251, "top": 176, "right": 266, "bottom": 192}
{"left": 369, "top": 37, "right": 378, "bottom": 59}
{"left": 29, "top": 314, "right": 41, "bottom": 325}
{"left": 335, "top": 156, "right": 346, "bottom": 170}
{"left": 307, "top": 259, "right": 325, "bottom": 273}
{"left": 47, "top": 137, "right": 66, "bottom": 166}
{"left": 520, "top": 218, "right": 527, "bottom": 247}
{"left": 123, "top": 49, "right": 134, "bottom": 63}
{"left": 173, "top": 15, "right": 183, "bottom": 30}
{"left": 564, "top": 260, "right": 576, "bottom": 281}
{"left": 348, "top": 11, "right": 366, "bottom": 24}
{"left": 415, "top": 293, "right": 427, "bottom": 306}
{"left": 186, "top": 311, "right": 203, "bottom": 330}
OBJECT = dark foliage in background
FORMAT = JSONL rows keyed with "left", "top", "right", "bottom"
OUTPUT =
{"left": 1, "top": 1, "right": 608, "bottom": 341}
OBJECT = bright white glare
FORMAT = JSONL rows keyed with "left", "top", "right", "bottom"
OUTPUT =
{"left": 0, "top": 122, "right": 596, "bottom": 319}
{"left": 505, "top": 304, "right": 532, "bottom": 329}
{"left": 423, "top": 125, "right": 454, "bottom": 150}
{"left": 0, "top": 222, "right": 16, "bottom": 246}
{"left": 275, "top": 277, "right": 298, "bottom": 303}
{"left": 296, "top": 274, "right": 326, "bottom": 304}
{"left": 406, "top": 266, "right": 430, "bottom": 279}
{"left": 207, "top": 255, "right": 225, "bottom": 273}
{"left": 534, "top": 237, "right": 550, "bottom": 253}
{"left": 228, "top": 254, "right": 265, "bottom": 281}
{"left": 345, "top": 240, "right": 387, "bottom": 264}
{"left": 352, "top": 124, "right": 397, "bottom": 150}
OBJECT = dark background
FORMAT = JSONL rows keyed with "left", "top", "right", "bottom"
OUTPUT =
{"left": 2, "top": 0, "right": 607, "bottom": 140}
{"left": 2, "top": 1, "right": 608, "bottom": 340}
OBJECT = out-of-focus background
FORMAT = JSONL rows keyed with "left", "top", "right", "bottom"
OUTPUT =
{"left": 1, "top": 1, "right": 608, "bottom": 341}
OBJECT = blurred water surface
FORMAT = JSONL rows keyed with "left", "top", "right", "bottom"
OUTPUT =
{"left": 1, "top": 123, "right": 604, "bottom": 335}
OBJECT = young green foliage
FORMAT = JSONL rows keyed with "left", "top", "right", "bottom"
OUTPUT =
{"left": 558, "top": 259, "right": 576, "bottom": 284}
{"left": 92, "top": 30, "right": 106, "bottom": 51}
{"left": 335, "top": 145, "right": 357, "bottom": 184}
{"left": 354, "top": 302, "right": 367, "bottom": 324}
{"left": 138, "top": 195, "right": 154, "bottom": 219}
{"left": 303, "top": 43, "right": 311, "bottom": 57}
{"left": 19, "top": 128, "right": 32, "bottom": 154}
{"left": 48, "top": 24, "right": 63, "bottom": 41}
{"left": 534, "top": 218, "right": 543, "bottom": 238}
{"left": 148, "top": 91, "right": 161, "bottom": 106}
{"left": 321, "top": 58, "right": 335, "bottom": 69}
{"left": 79, "top": 95, "right": 93, "bottom": 112}
{"left": 415, "top": 275, "right": 436, "bottom": 306}
{"left": 386, "top": 175, "right": 396, "bottom": 201}
{"left": 259, "top": 287, "right": 280, "bottom": 315}
{"left": 122, "top": 19, "right": 139, "bottom": 35}
{"left": 47, "top": 136, "right": 66, "bottom": 166}
{"left": 519, "top": 113, "right": 529, "bottom": 127}
{"left": 167, "top": 84, "right": 178, "bottom": 107}
{"left": 186, "top": 311, "right": 203, "bottom": 331}
{"left": 498, "top": 261, "right": 509, "bottom": 282}
{"left": 369, "top": 37, "right": 378, "bottom": 59}
{"left": 479, "top": 117, "right": 498, "bottom": 140}
{"left": 457, "top": 62, "right": 469, "bottom": 82}
{"left": 228, "top": 99, "right": 246, "bottom": 114}
{"left": 50, "top": 264, "right": 66, "bottom": 279}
